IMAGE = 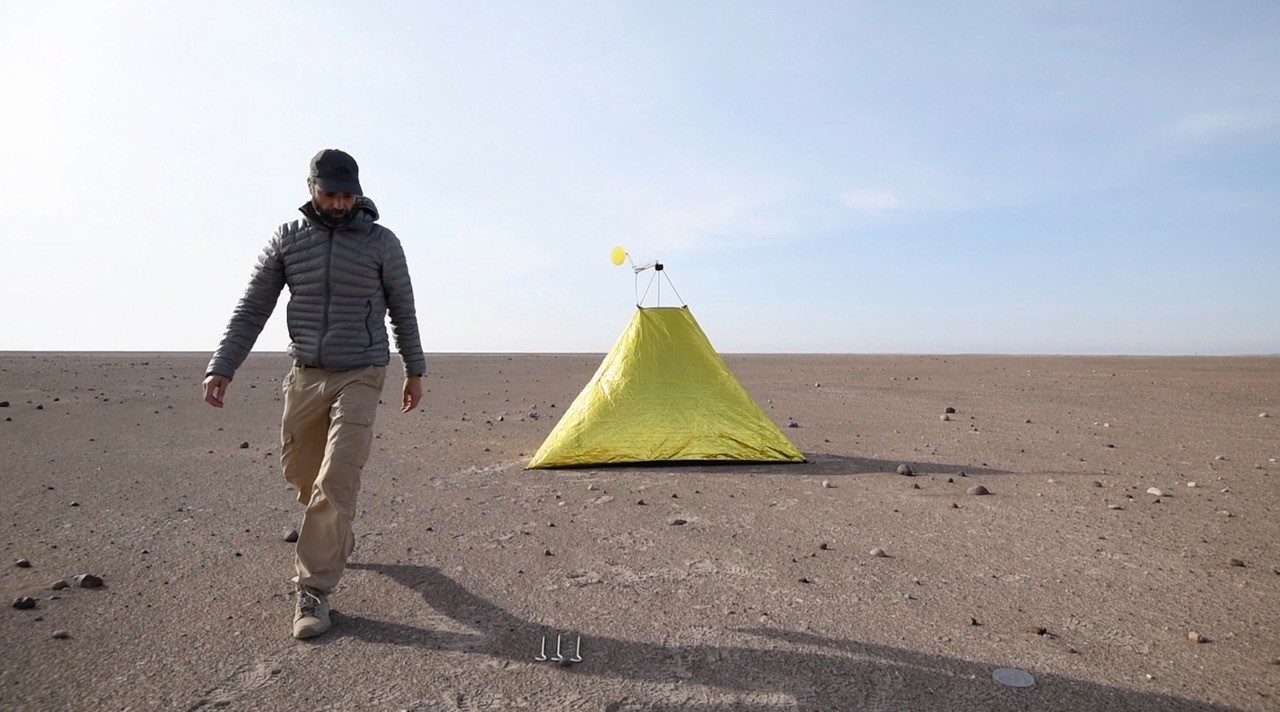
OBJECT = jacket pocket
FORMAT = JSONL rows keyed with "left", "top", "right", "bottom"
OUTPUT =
{"left": 365, "top": 299, "right": 374, "bottom": 348}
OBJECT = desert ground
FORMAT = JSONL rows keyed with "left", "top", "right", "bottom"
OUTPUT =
{"left": 1, "top": 352, "right": 1277, "bottom": 711}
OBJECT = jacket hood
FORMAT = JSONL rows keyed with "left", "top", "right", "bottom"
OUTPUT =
{"left": 300, "top": 196, "right": 379, "bottom": 229}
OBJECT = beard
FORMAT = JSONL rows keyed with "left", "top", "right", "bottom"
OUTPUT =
{"left": 312, "top": 200, "right": 354, "bottom": 226}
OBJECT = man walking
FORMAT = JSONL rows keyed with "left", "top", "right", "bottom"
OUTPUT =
{"left": 202, "top": 149, "right": 426, "bottom": 639}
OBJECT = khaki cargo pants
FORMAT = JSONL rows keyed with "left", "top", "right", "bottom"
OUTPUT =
{"left": 280, "top": 364, "right": 386, "bottom": 592}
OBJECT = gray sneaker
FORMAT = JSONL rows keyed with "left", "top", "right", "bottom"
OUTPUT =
{"left": 292, "top": 585, "right": 331, "bottom": 639}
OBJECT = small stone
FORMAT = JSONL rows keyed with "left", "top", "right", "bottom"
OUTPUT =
{"left": 1188, "top": 631, "right": 1206, "bottom": 643}
{"left": 51, "top": 630, "right": 69, "bottom": 639}
{"left": 670, "top": 518, "right": 688, "bottom": 526}
{"left": 50, "top": 580, "right": 67, "bottom": 590}
{"left": 72, "top": 573, "right": 103, "bottom": 588}
{"left": 798, "top": 577, "right": 813, "bottom": 584}
{"left": 1229, "top": 558, "right": 1245, "bottom": 567}
{"left": 12, "top": 597, "right": 37, "bottom": 610}
{"left": 284, "top": 529, "right": 299, "bottom": 543}
{"left": 787, "top": 420, "right": 799, "bottom": 428}
{"left": 70, "top": 501, "right": 80, "bottom": 507}
{"left": 239, "top": 441, "right": 249, "bottom": 449}
{"left": 1146, "top": 487, "right": 1166, "bottom": 497}
{"left": 821, "top": 479, "right": 833, "bottom": 488}
{"left": 950, "top": 503, "right": 959, "bottom": 508}
{"left": 35, "top": 404, "right": 43, "bottom": 410}
{"left": 1214, "top": 455, "right": 1226, "bottom": 461}
{"left": 587, "top": 483, "right": 599, "bottom": 491}
{"left": 1108, "top": 504, "right": 1124, "bottom": 510}
{"left": 970, "top": 617, "right": 980, "bottom": 626}
{"left": 910, "top": 483, "right": 920, "bottom": 489}
{"left": 1187, "top": 482, "right": 1197, "bottom": 488}
{"left": 15, "top": 558, "right": 31, "bottom": 568}
{"left": 1026, "top": 626, "right": 1047, "bottom": 635}
{"left": 0, "top": 401, "right": 8, "bottom": 407}
{"left": 636, "top": 499, "right": 647, "bottom": 506}
{"left": 870, "top": 548, "right": 888, "bottom": 558}
{"left": 940, "top": 414, "right": 950, "bottom": 421}
{"left": 966, "top": 485, "right": 989, "bottom": 496}
{"left": 945, "top": 407, "right": 956, "bottom": 414}
{"left": 1260, "top": 413, "right": 1269, "bottom": 418}
{"left": 544, "top": 549, "right": 553, "bottom": 556}
{"left": 896, "top": 464, "right": 914, "bottom": 476}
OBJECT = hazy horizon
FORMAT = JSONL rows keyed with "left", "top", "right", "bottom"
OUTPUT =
{"left": 3, "top": 2, "right": 1277, "bottom": 356}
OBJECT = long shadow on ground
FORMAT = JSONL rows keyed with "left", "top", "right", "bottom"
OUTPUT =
{"left": 338, "top": 563, "right": 1236, "bottom": 711}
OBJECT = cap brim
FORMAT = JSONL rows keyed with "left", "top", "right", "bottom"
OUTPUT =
{"left": 314, "top": 177, "right": 363, "bottom": 195}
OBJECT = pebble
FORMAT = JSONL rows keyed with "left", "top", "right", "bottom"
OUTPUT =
{"left": 1187, "top": 482, "right": 1197, "bottom": 488}
{"left": 284, "top": 529, "right": 299, "bottom": 543}
{"left": 818, "top": 542, "right": 830, "bottom": 550}
{"left": 940, "top": 414, "right": 950, "bottom": 421}
{"left": 798, "top": 577, "right": 813, "bottom": 584}
{"left": 787, "top": 420, "right": 799, "bottom": 428}
{"left": 72, "top": 573, "right": 104, "bottom": 588}
{"left": 910, "top": 483, "right": 920, "bottom": 490}
{"left": 1146, "top": 487, "right": 1166, "bottom": 497}
{"left": 587, "top": 483, "right": 598, "bottom": 491}
{"left": 1108, "top": 504, "right": 1124, "bottom": 510}
{"left": 896, "top": 464, "right": 914, "bottom": 476}
{"left": 1229, "top": 559, "right": 1245, "bottom": 567}
{"left": 970, "top": 617, "right": 980, "bottom": 626}
{"left": 51, "top": 630, "right": 69, "bottom": 639}
{"left": 50, "top": 581, "right": 67, "bottom": 590}
{"left": 1188, "top": 631, "right": 1206, "bottom": 643}
{"left": 670, "top": 519, "right": 688, "bottom": 526}
{"left": 945, "top": 407, "right": 956, "bottom": 414}
{"left": 12, "top": 597, "right": 37, "bottom": 610}
{"left": 821, "top": 479, "right": 833, "bottom": 489}
{"left": 1215, "top": 455, "right": 1226, "bottom": 461}
{"left": 0, "top": 401, "right": 8, "bottom": 407}
{"left": 239, "top": 441, "right": 250, "bottom": 449}
{"left": 1092, "top": 481, "right": 1103, "bottom": 487}
{"left": 15, "top": 558, "right": 31, "bottom": 568}
{"left": 870, "top": 548, "right": 888, "bottom": 558}
{"left": 966, "top": 485, "right": 989, "bottom": 496}
{"left": 1026, "top": 626, "right": 1047, "bottom": 636}
{"left": 1261, "top": 413, "right": 1269, "bottom": 418}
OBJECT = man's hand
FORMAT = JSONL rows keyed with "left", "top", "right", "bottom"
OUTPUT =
{"left": 402, "top": 375, "right": 423, "bottom": 413}
{"left": 202, "top": 374, "right": 231, "bottom": 408}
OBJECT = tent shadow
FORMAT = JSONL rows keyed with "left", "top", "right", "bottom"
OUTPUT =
{"left": 546, "top": 454, "right": 1006, "bottom": 478}
{"left": 337, "top": 562, "right": 1237, "bottom": 712}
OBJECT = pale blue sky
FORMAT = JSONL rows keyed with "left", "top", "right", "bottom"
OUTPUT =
{"left": 2, "top": 2, "right": 1276, "bottom": 354}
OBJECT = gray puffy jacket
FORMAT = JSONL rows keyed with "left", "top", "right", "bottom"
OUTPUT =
{"left": 207, "top": 197, "right": 427, "bottom": 379}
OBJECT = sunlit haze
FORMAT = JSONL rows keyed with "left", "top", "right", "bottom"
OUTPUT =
{"left": 2, "top": 2, "right": 1277, "bottom": 354}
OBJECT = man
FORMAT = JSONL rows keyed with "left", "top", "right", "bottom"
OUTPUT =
{"left": 202, "top": 149, "right": 426, "bottom": 639}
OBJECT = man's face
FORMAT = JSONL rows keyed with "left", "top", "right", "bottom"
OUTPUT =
{"left": 309, "top": 179, "right": 358, "bottom": 222}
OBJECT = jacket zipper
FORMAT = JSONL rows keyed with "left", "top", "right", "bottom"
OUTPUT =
{"left": 365, "top": 300, "right": 374, "bottom": 347}
{"left": 320, "top": 229, "right": 334, "bottom": 369}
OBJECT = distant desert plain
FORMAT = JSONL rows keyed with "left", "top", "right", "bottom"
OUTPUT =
{"left": 1, "top": 352, "right": 1277, "bottom": 711}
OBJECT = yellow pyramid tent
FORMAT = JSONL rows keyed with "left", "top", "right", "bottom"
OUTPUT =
{"left": 528, "top": 306, "right": 806, "bottom": 468}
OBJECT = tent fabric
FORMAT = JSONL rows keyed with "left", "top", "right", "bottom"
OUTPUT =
{"left": 527, "top": 306, "right": 806, "bottom": 468}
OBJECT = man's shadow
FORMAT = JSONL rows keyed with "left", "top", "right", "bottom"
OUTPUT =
{"left": 340, "top": 562, "right": 1237, "bottom": 711}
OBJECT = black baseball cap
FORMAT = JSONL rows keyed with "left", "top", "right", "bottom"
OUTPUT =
{"left": 309, "top": 149, "right": 362, "bottom": 195}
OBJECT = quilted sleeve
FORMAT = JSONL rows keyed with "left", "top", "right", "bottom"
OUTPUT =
{"left": 206, "top": 230, "right": 287, "bottom": 378}
{"left": 380, "top": 230, "right": 427, "bottom": 377}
